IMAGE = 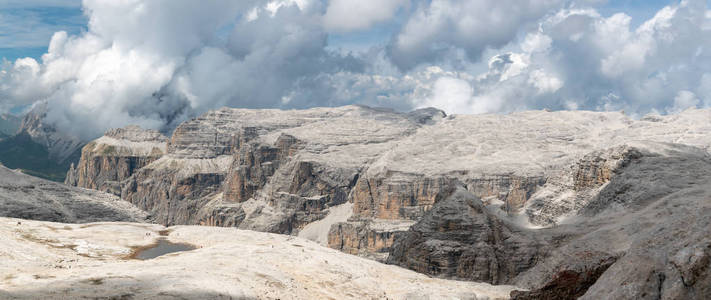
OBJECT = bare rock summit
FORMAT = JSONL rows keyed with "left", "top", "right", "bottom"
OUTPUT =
{"left": 66, "top": 105, "right": 711, "bottom": 299}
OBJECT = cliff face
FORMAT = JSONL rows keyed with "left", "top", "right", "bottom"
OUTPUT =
{"left": 524, "top": 146, "right": 645, "bottom": 226}
{"left": 69, "top": 106, "right": 711, "bottom": 298}
{"left": 512, "top": 142, "right": 711, "bottom": 299}
{"left": 387, "top": 188, "right": 547, "bottom": 284}
{"left": 328, "top": 219, "right": 415, "bottom": 261}
{"left": 388, "top": 142, "right": 711, "bottom": 299}
{"left": 222, "top": 134, "right": 299, "bottom": 203}
{"left": 78, "top": 106, "right": 436, "bottom": 229}
{"left": 65, "top": 126, "right": 167, "bottom": 195}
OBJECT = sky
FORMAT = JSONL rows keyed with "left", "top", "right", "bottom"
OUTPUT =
{"left": 0, "top": 0, "right": 709, "bottom": 140}
{"left": 0, "top": 0, "right": 86, "bottom": 61}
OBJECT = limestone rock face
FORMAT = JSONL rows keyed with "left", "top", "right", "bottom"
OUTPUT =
{"left": 383, "top": 142, "right": 711, "bottom": 299}
{"left": 525, "top": 146, "right": 644, "bottom": 226}
{"left": 571, "top": 148, "right": 638, "bottom": 191}
{"left": 198, "top": 204, "right": 246, "bottom": 227}
{"left": 351, "top": 175, "right": 458, "bottom": 220}
{"left": 227, "top": 106, "right": 428, "bottom": 234}
{"left": 328, "top": 219, "right": 415, "bottom": 261}
{"left": 511, "top": 143, "right": 711, "bottom": 299}
{"left": 326, "top": 110, "right": 632, "bottom": 257}
{"left": 334, "top": 173, "right": 545, "bottom": 256}
{"left": 222, "top": 134, "right": 299, "bottom": 203}
{"left": 100, "top": 106, "right": 434, "bottom": 230}
{"left": 68, "top": 106, "right": 711, "bottom": 298}
{"left": 65, "top": 126, "right": 167, "bottom": 195}
{"left": 387, "top": 188, "right": 548, "bottom": 284}
{"left": 121, "top": 162, "right": 226, "bottom": 225}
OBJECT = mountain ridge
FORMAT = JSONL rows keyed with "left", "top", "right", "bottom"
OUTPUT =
{"left": 64, "top": 105, "right": 711, "bottom": 298}
{"left": 0, "top": 105, "right": 85, "bottom": 181}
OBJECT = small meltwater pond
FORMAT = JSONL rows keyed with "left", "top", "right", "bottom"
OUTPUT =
{"left": 131, "top": 239, "right": 197, "bottom": 260}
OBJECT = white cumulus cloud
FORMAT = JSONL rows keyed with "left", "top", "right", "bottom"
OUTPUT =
{"left": 0, "top": 0, "right": 709, "bottom": 141}
{"left": 323, "top": 0, "right": 408, "bottom": 32}
{"left": 415, "top": 0, "right": 711, "bottom": 115}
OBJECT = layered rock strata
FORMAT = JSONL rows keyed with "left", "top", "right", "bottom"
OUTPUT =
{"left": 511, "top": 143, "right": 711, "bottom": 298}
{"left": 388, "top": 142, "right": 711, "bottom": 299}
{"left": 65, "top": 125, "right": 167, "bottom": 195}
{"left": 387, "top": 188, "right": 548, "bottom": 284}
{"left": 73, "top": 106, "right": 442, "bottom": 230}
{"left": 67, "top": 106, "right": 711, "bottom": 298}
{"left": 328, "top": 219, "right": 415, "bottom": 261}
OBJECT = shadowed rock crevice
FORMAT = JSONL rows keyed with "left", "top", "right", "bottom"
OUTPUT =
{"left": 510, "top": 253, "right": 617, "bottom": 299}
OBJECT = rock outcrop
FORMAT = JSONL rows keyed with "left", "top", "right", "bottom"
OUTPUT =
{"left": 65, "top": 126, "right": 167, "bottom": 195}
{"left": 387, "top": 188, "right": 548, "bottom": 284}
{"left": 510, "top": 252, "right": 618, "bottom": 300}
{"left": 0, "top": 165, "right": 149, "bottom": 223}
{"left": 0, "top": 217, "right": 517, "bottom": 300}
{"left": 511, "top": 142, "right": 711, "bottom": 298}
{"left": 384, "top": 142, "right": 711, "bottom": 299}
{"left": 71, "top": 106, "right": 439, "bottom": 229}
{"left": 524, "top": 145, "right": 645, "bottom": 226}
{"left": 68, "top": 105, "right": 711, "bottom": 298}
{"left": 328, "top": 219, "right": 415, "bottom": 261}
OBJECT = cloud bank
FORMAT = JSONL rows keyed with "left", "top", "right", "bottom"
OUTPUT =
{"left": 0, "top": 0, "right": 709, "bottom": 140}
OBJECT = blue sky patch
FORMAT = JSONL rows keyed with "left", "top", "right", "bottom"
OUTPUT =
{"left": 0, "top": 1, "right": 85, "bottom": 61}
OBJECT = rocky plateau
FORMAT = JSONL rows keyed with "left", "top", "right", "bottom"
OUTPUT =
{"left": 0, "top": 217, "right": 515, "bottom": 299}
{"left": 35, "top": 105, "right": 711, "bottom": 298}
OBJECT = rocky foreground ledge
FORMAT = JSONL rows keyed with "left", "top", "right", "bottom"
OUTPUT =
{"left": 0, "top": 217, "right": 515, "bottom": 299}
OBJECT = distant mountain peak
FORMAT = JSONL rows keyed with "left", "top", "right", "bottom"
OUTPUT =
{"left": 17, "top": 103, "right": 84, "bottom": 164}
